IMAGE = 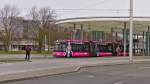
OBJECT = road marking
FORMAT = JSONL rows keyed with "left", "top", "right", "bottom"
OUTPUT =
{"left": 143, "top": 66, "right": 150, "bottom": 69}
{"left": 102, "top": 58, "right": 110, "bottom": 60}
{"left": 139, "top": 66, "right": 150, "bottom": 69}
{"left": 87, "top": 75, "right": 95, "bottom": 78}
{"left": 113, "top": 81, "right": 123, "bottom": 84}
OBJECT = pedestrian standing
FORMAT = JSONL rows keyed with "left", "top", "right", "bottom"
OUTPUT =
{"left": 66, "top": 42, "right": 72, "bottom": 57}
{"left": 116, "top": 45, "right": 121, "bottom": 56}
{"left": 25, "top": 45, "right": 31, "bottom": 60}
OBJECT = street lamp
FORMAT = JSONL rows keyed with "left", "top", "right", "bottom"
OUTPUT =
{"left": 129, "top": 0, "right": 133, "bottom": 63}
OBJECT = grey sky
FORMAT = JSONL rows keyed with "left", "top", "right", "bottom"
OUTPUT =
{"left": 0, "top": 0, "right": 149, "bottom": 19}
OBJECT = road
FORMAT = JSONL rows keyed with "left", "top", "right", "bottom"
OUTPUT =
{"left": 3, "top": 62, "right": 150, "bottom": 84}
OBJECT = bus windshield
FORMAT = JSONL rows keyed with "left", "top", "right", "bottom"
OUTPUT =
{"left": 54, "top": 43, "right": 66, "bottom": 52}
{"left": 97, "top": 45, "right": 112, "bottom": 52}
{"left": 71, "top": 43, "right": 90, "bottom": 52}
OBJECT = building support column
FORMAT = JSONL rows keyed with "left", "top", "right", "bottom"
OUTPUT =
{"left": 81, "top": 24, "right": 84, "bottom": 40}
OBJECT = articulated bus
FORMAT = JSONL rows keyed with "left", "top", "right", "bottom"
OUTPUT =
{"left": 53, "top": 40, "right": 96, "bottom": 57}
{"left": 53, "top": 40, "right": 129, "bottom": 57}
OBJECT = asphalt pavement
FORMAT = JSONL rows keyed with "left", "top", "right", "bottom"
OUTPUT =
{"left": 4, "top": 62, "right": 150, "bottom": 84}
{"left": 0, "top": 54, "right": 51, "bottom": 60}
{"left": 0, "top": 55, "right": 150, "bottom": 83}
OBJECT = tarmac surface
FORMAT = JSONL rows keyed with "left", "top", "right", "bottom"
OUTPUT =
{"left": 0, "top": 54, "right": 150, "bottom": 83}
{"left": 4, "top": 62, "right": 150, "bottom": 84}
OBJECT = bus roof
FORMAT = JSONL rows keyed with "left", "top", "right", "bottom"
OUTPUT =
{"left": 56, "top": 40, "right": 91, "bottom": 43}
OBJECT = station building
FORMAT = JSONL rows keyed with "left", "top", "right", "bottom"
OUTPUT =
{"left": 56, "top": 16, "right": 150, "bottom": 56}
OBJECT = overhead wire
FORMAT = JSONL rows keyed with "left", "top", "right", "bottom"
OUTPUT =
{"left": 54, "top": 0, "right": 128, "bottom": 14}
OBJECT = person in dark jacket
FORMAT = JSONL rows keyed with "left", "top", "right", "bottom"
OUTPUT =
{"left": 25, "top": 45, "right": 31, "bottom": 60}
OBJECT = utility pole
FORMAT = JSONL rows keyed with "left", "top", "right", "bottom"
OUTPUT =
{"left": 148, "top": 26, "right": 150, "bottom": 56}
{"left": 9, "top": 29, "right": 12, "bottom": 51}
{"left": 123, "top": 22, "right": 127, "bottom": 57}
{"left": 129, "top": 0, "right": 133, "bottom": 63}
{"left": 44, "top": 35, "right": 47, "bottom": 51}
{"left": 143, "top": 32, "right": 145, "bottom": 56}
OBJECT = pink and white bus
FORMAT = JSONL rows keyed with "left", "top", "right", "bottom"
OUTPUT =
{"left": 53, "top": 40, "right": 96, "bottom": 57}
{"left": 53, "top": 40, "right": 128, "bottom": 57}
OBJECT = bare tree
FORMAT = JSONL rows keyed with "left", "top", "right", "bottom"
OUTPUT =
{"left": 29, "top": 6, "right": 56, "bottom": 53}
{"left": 0, "top": 5, "right": 20, "bottom": 51}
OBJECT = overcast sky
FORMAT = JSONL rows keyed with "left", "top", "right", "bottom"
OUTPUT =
{"left": 0, "top": 0, "right": 149, "bottom": 19}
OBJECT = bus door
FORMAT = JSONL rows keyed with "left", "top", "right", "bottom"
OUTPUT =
{"left": 89, "top": 42, "right": 96, "bottom": 56}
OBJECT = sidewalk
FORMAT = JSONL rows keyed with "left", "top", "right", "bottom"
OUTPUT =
{"left": 0, "top": 54, "right": 51, "bottom": 60}
{"left": 0, "top": 56, "right": 150, "bottom": 82}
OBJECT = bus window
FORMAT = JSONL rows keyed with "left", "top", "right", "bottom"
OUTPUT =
{"left": 71, "top": 44, "right": 90, "bottom": 52}
{"left": 97, "top": 45, "right": 112, "bottom": 52}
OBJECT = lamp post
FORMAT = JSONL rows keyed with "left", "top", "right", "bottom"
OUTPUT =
{"left": 44, "top": 35, "right": 47, "bottom": 51}
{"left": 9, "top": 29, "right": 12, "bottom": 51}
{"left": 129, "top": 0, "right": 133, "bottom": 63}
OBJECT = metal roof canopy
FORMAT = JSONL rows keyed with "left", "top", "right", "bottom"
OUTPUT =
{"left": 57, "top": 16, "right": 150, "bottom": 34}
